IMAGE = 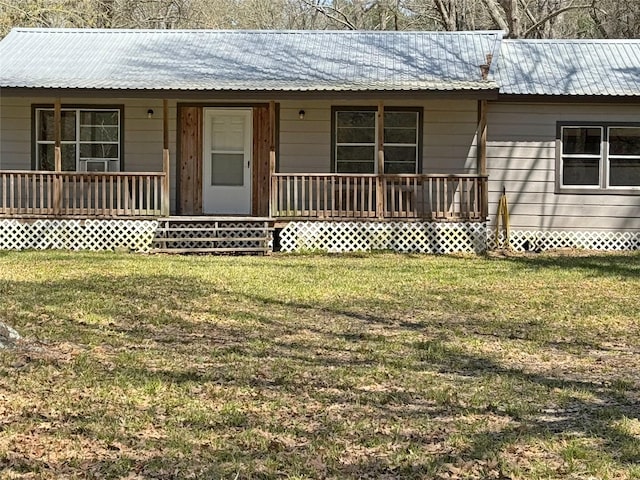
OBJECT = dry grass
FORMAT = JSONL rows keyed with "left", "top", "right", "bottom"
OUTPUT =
{"left": 0, "top": 250, "right": 639, "bottom": 479}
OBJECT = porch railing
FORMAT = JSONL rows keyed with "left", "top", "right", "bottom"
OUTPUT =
{"left": 0, "top": 171, "right": 168, "bottom": 218}
{"left": 271, "top": 173, "right": 488, "bottom": 221}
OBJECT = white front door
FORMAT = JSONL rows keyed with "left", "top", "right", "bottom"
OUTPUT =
{"left": 203, "top": 108, "right": 252, "bottom": 214}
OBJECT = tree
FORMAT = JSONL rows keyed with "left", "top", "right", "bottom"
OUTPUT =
{"left": 0, "top": 0, "right": 112, "bottom": 33}
{"left": 588, "top": 1, "right": 640, "bottom": 38}
{"left": 1, "top": 0, "right": 638, "bottom": 39}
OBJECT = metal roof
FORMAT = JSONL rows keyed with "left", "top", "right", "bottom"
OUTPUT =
{"left": 496, "top": 39, "right": 640, "bottom": 96}
{"left": 0, "top": 28, "right": 501, "bottom": 92}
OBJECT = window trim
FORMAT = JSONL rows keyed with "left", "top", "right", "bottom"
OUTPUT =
{"left": 330, "top": 106, "right": 423, "bottom": 174}
{"left": 556, "top": 121, "right": 640, "bottom": 195}
{"left": 31, "top": 104, "right": 125, "bottom": 172}
{"left": 558, "top": 125, "right": 603, "bottom": 190}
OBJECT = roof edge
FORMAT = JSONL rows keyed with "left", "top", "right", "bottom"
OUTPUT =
{"left": 0, "top": 86, "right": 501, "bottom": 100}
{"left": 502, "top": 38, "right": 640, "bottom": 43}
{"left": 496, "top": 93, "right": 640, "bottom": 103}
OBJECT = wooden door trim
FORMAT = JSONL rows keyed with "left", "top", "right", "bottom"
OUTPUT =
{"left": 177, "top": 102, "right": 279, "bottom": 216}
{"left": 177, "top": 105, "right": 203, "bottom": 215}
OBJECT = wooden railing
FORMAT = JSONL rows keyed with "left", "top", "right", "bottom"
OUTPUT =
{"left": 271, "top": 173, "right": 488, "bottom": 221}
{"left": 0, "top": 171, "right": 168, "bottom": 218}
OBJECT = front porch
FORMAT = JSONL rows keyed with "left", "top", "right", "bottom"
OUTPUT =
{"left": 0, "top": 169, "right": 489, "bottom": 255}
{"left": 0, "top": 97, "right": 489, "bottom": 223}
{"left": 0, "top": 170, "right": 488, "bottom": 222}
{"left": 0, "top": 96, "right": 491, "bottom": 254}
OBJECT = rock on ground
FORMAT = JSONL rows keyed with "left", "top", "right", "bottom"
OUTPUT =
{"left": 0, "top": 321, "right": 21, "bottom": 349}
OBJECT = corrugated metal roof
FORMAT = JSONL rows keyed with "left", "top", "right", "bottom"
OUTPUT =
{"left": 0, "top": 28, "right": 501, "bottom": 92}
{"left": 496, "top": 39, "right": 640, "bottom": 96}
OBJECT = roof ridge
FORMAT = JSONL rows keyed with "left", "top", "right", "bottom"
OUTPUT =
{"left": 10, "top": 27, "right": 503, "bottom": 35}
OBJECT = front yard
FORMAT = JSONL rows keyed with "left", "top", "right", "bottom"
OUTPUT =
{"left": 0, "top": 251, "right": 639, "bottom": 479}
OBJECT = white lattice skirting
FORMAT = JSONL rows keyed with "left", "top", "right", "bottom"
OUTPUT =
{"left": 2, "top": 219, "right": 637, "bottom": 255}
{"left": 279, "top": 221, "right": 488, "bottom": 254}
{"left": 490, "top": 229, "right": 640, "bottom": 252}
{"left": 279, "top": 222, "right": 640, "bottom": 254}
{"left": 0, "top": 219, "right": 158, "bottom": 252}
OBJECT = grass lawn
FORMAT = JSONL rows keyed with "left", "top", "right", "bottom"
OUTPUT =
{"left": 0, "top": 251, "right": 639, "bottom": 480}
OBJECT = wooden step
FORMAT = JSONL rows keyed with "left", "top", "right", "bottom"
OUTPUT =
{"left": 155, "top": 226, "right": 270, "bottom": 233}
{"left": 152, "top": 247, "right": 269, "bottom": 254}
{"left": 158, "top": 216, "right": 272, "bottom": 222}
{"left": 154, "top": 236, "right": 268, "bottom": 243}
{"left": 151, "top": 216, "right": 273, "bottom": 255}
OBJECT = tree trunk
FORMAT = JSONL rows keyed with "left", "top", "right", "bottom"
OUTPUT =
{"left": 482, "top": 0, "right": 510, "bottom": 35}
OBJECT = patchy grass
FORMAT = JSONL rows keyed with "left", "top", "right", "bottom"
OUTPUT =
{"left": 0, "top": 250, "right": 639, "bottom": 479}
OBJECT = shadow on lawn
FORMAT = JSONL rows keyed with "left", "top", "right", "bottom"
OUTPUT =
{"left": 1, "top": 259, "right": 639, "bottom": 479}
{"left": 431, "top": 343, "right": 639, "bottom": 454}
{"left": 489, "top": 251, "right": 640, "bottom": 279}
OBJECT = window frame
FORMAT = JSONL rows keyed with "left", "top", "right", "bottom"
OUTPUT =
{"left": 31, "top": 104, "right": 125, "bottom": 172}
{"left": 331, "top": 106, "right": 423, "bottom": 174}
{"left": 556, "top": 121, "right": 640, "bottom": 195}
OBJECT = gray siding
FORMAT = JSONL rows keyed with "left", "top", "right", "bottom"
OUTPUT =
{"left": 0, "top": 98, "right": 31, "bottom": 170}
{"left": 0, "top": 96, "right": 178, "bottom": 211}
{"left": 279, "top": 99, "right": 478, "bottom": 174}
{"left": 487, "top": 102, "right": 640, "bottom": 231}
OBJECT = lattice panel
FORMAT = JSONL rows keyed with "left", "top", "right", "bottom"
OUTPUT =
{"left": 0, "top": 219, "right": 158, "bottom": 252}
{"left": 279, "top": 221, "right": 488, "bottom": 254}
{"left": 489, "top": 230, "right": 640, "bottom": 252}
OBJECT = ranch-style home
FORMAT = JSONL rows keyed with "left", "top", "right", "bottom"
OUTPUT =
{"left": 0, "top": 28, "right": 638, "bottom": 254}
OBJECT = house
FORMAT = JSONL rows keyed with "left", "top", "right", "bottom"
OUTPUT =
{"left": 489, "top": 39, "right": 640, "bottom": 251}
{"left": 0, "top": 28, "right": 638, "bottom": 253}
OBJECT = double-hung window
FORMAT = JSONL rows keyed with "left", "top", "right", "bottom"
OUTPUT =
{"left": 35, "top": 107, "right": 122, "bottom": 172}
{"left": 559, "top": 123, "right": 640, "bottom": 192}
{"left": 609, "top": 127, "right": 640, "bottom": 188}
{"left": 333, "top": 107, "right": 421, "bottom": 174}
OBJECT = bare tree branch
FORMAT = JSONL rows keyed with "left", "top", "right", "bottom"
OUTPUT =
{"left": 519, "top": 0, "right": 537, "bottom": 25}
{"left": 300, "top": 0, "right": 358, "bottom": 29}
{"left": 522, "top": 3, "right": 593, "bottom": 38}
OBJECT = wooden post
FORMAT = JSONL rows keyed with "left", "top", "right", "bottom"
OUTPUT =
{"left": 477, "top": 100, "right": 488, "bottom": 219}
{"left": 53, "top": 98, "right": 62, "bottom": 214}
{"left": 477, "top": 100, "right": 487, "bottom": 175}
{"left": 162, "top": 99, "right": 170, "bottom": 216}
{"left": 376, "top": 101, "right": 384, "bottom": 219}
{"left": 162, "top": 149, "right": 170, "bottom": 216}
{"left": 163, "top": 99, "right": 169, "bottom": 151}
{"left": 269, "top": 100, "right": 277, "bottom": 217}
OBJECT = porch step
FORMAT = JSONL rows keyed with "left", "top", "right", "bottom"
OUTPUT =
{"left": 151, "top": 216, "right": 273, "bottom": 255}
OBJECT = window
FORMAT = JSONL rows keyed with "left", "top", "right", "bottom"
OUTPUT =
{"left": 560, "top": 127, "right": 602, "bottom": 187}
{"left": 609, "top": 127, "right": 640, "bottom": 187}
{"left": 35, "top": 107, "right": 122, "bottom": 171}
{"left": 333, "top": 108, "right": 421, "bottom": 174}
{"left": 559, "top": 124, "right": 640, "bottom": 192}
